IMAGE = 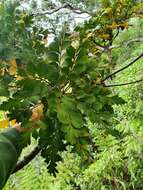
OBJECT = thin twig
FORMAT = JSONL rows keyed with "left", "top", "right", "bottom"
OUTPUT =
{"left": 102, "top": 52, "right": 143, "bottom": 82}
{"left": 103, "top": 78, "right": 143, "bottom": 87}
{"left": 93, "top": 40, "right": 106, "bottom": 50}
{"left": 125, "top": 37, "right": 143, "bottom": 46}
{"left": 12, "top": 145, "right": 41, "bottom": 174}
{"left": 110, "top": 29, "right": 120, "bottom": 44}
{"left": 109, "top": 37, "right": 143, "bottom": 50}
{"left": 34, "top": 3, "right": 95, "bottom": 17}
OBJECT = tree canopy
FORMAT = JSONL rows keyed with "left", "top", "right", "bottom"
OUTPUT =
{"left": 1, "top": 1, "right": 143, "bottom": 188}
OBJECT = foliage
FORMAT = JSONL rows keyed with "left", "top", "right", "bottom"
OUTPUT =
{"left": 4, "top": 143, "right": 54, "bottom": 190}
{"left": 1, "top": 0, "right": 143, "bottom": 189}
{"left": 43, "top": 15, "right": 143, "bottom": 190}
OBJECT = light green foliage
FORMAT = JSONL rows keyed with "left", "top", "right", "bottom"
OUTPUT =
{"left": 4, "top": 157, "right": 54, "bottom": 190}
{"left": 4, "top": 143, "right": 54, "bottom": 190}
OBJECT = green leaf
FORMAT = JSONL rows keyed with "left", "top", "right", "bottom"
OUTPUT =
{"left": 66, "top": 45, "right": 76, "bottom": 57}
{"left": 0, "top": 83, "right": 9, "bottom": 96}
{"left": 110, "top": 95, "right": 126, "bottom": 105}
{"left": 62, "top": 124, "right": 79, "bottom": 144}
{"left": 57, "top": 97, "right": 74, "bottom": 121}
{"left": 79, "top": 137, "right": 91, "bottom": 145}
{"left": 39, "top": 120, "right": 65, "bottom": 176}
{"left": 57, "top": 96, "right": 83, "bottom": 127}
{"left": 16, "top": 79, "right": 48, "bottom": 97}
{"left": 70, "top": 111, "right": 83, "bottom": 128}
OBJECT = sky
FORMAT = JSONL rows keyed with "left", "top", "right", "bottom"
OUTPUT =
{"left": 21, "top": 0, "right": 90, "bottom": 44}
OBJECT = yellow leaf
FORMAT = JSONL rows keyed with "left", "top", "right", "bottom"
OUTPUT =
{"left": 9, "top": 59, "right": 17, "bottom": 75}
{"left": 94, "top": 77, "right": 101, "bottom": 85}
{"left": 30, "top": 104, "right": 44, "bottom": 121}
{"left": 16, "top": 75, "right": 23, "bottom": 80}
{"left": 90, "top": 47, "right": 101, "bottom": 55}
{"left": 86, "top": 32, "right": 93, "bottom": 39}
{"left": 103, "top": 7, "right": 113, "bottom": 16}
{"left": 107, "top": 22, "right": 129, "bottom": 30}
{"left": 0, "top": 68, "right": 5, "bottom": 76}
{"left": 71, "top": 40, "right": 79, "bottom": 49}
{"left": 119, "top": 22, "right": 129, "bottom": 29}
{"left": 10, "top": 119, "right": 16, "bottom": 126}
{"left": 28, "top": 75, "right": 34, "bottom": 80}
{"left": 106, "top": 22, "right": 119, "bottom": 29}
{"left": 0, "top": 119, "right": 9, "bottom": 128}
{"left": 99, "top": 33, "right": 110, "bottom": 39}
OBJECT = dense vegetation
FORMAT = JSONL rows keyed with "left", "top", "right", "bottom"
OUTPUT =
{"left": 0, "top": 0, "right": 143, "bottom": 189}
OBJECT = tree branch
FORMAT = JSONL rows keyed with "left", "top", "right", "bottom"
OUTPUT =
{"left": 125, "top": 37, "right": 143, "bottom": 46}
{"left": 103, "top": 78, "right": 143, "bottom": 87}
{"left": 93, "top": 40, "right": 106, "bottom": 49}
{"left": 34, "top": 3, "right": 95, "bottom": 17}
{"left": 102, "top": 52, "right": 143, "bottom": 82}
{"left": 110, "top": 29, "right": 120, "bottom": 45}
{"left": 12, "top": 145, "right": 41, "bottom": 174}
{"left": 109, "top": 37, "right": 143, "bottom": 50}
